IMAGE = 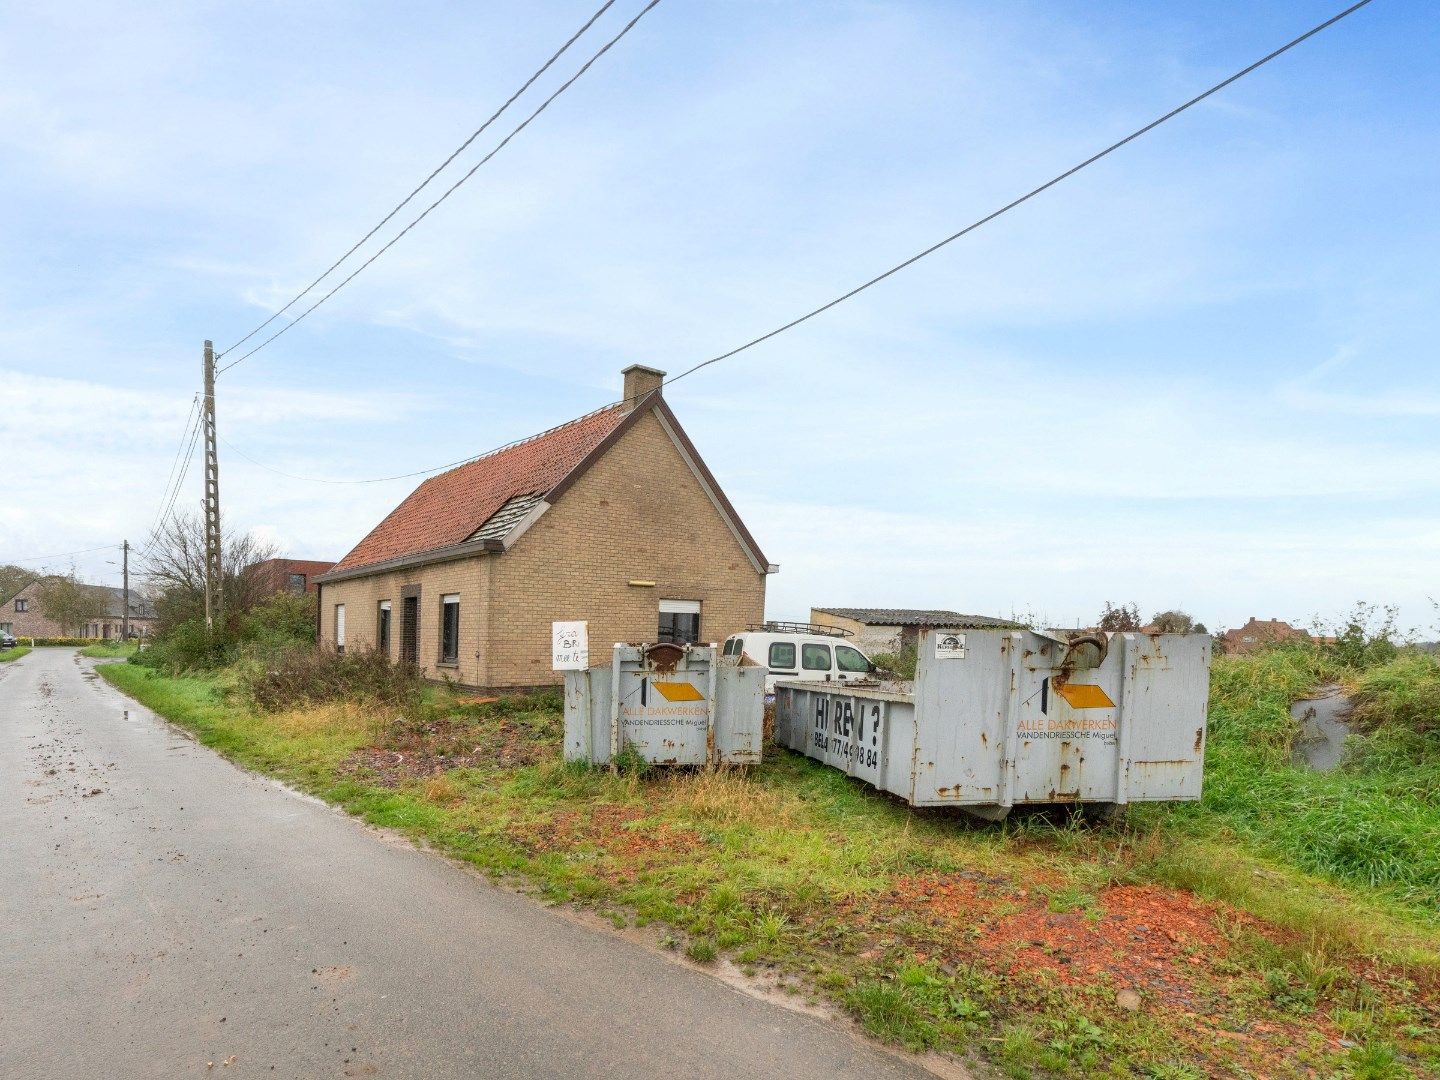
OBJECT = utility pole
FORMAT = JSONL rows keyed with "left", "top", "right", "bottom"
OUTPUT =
{"left": 121, "top": 539, "right": 130, "bottom": 641}
{"left": 202, "top": 340, "right": 222, "bottom": 634}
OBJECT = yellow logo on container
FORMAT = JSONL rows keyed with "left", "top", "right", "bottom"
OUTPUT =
{"left": 652, "top": 681, "right": 705, "bottom": 702}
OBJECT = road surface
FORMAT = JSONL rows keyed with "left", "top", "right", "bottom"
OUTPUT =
{"left": 0, "top": 647, "right": 932, "bottom": 1079}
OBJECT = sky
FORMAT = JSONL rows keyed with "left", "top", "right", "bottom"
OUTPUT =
{"left": 1, "top": 0, "right": 1436, "bottom": 636}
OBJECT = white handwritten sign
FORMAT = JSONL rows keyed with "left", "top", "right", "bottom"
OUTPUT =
{"left": 551, "top": 621, "right": 589, "bottom": 670}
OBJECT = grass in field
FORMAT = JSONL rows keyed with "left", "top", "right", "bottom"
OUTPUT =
{"left": 0, "top": 645, "right": 31, "bottom": 662}
{"left": 79, "top": 641, "right": 138, "bottom": 659}
{"left": 99, "top": 657, "right": 1440, "bottom": 1079}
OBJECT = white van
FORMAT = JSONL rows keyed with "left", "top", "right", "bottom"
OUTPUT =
{"left": 722, "top": 622, "right": 875, "bottom": 693}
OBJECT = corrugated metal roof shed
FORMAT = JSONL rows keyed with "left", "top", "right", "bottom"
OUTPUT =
{"left": 813, "top": 608, "right": 1022, "bottom": 629}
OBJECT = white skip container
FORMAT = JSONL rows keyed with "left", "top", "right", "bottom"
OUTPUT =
{"left": 773, "top": 629, "right": 1211, "bottom": 818}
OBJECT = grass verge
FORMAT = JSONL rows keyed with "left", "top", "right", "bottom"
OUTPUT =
{"left": 0, "top": 645, "right": 32, "bottom": 662}
{"left": 100, "top": 659, "right": 1439, "bottom": 1079}
{"left": 79, "top": 641, "right": 138, "bottom": 659}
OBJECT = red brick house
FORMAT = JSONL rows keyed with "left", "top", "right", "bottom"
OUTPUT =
{"left": 247, "top": 558, "right": 336, "bottom": 596}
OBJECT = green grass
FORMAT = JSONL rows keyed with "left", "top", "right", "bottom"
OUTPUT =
{"left": 98, "top": 655, "right": 1440, "bottom": 1079}
{"left": 1163, "top": 647, "right": 1440, "bottom": 915}
{"left": 0, "top": 645, "right": 31, "bottom": 662}
{"left": 79, "top": 641, "right": 138, "bottom": 659}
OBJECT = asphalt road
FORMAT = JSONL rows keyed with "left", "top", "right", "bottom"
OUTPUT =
{"left": 0, "top": 647, "right": 932, "bottom": 1079}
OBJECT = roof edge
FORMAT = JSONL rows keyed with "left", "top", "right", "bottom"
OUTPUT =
{"left": 316, "top": 538, "right": 504, "bottom": 584}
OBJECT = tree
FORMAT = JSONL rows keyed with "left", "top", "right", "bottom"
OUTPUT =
{"left": 141, "top": 513, "right": 278, "bottom": 636}
{"left": 0, "top": 564, "right": 31, "bottom": 602}
{"left": 36, "top": 573, "right": 106, "bottom": 635}
{"left": 1150, "top": 610, "right": 1197, "bottom": 634}
{"left": 1097, "top": 602, "right": 1142, "bottom": 633}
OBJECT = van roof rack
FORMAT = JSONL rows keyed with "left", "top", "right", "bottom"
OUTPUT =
{"left": 744, "top": 621, "right": 853, "bottom": 638}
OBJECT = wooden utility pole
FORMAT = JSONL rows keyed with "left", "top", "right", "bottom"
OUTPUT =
{"left": 121, "top": 539, "right": 130, "bottom": 641}
{"left": 202, "top": 340, "right": 222, "bottom": 633}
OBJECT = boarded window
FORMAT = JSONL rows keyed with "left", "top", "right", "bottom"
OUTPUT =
{"left": 334, "top": 604, "right": 346, "bottom": 655}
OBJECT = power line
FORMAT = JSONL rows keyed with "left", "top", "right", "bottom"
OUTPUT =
{"left": 137, "top": 405, "right": 205, "bottom": 561}
{"left": 139, "top": 395, "right": 200, "bottom": 541}
{"left": 217, "top": 401, "right": 624, "bottom": 484}
{"left": 215, "top": 0, "right": 1373, "bottom": 486}
{"left": 661, "top": 0, "right": 1377, "bottom": 391}
{"left": 5, "top": 544, "right": 117, "bottom": 566}
{"left": 217, "top": 0, "right": 618, "bottom": 359}
{"left": 217, "top": 0, "right": 663, "bottom": 376}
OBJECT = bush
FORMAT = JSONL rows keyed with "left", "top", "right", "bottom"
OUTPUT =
{"left": 1350, "top": 651, "right": 1440, "bottom": 738}
{"left": 236, "top": 644, "right": 423, "bottom": 712}
{"left": 236, "top": 591, "right": 316, "bottom": 650}
{"left": 24, "top": 636, "right": 107, "bottom": 646}
{"left": 870, "top": 643, "right": 918, "bottom": 679}
{"left": 133, "top": 619, "right": 233, "bottom": 675}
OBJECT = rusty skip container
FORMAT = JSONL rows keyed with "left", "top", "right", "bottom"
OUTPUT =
{"left": 773, "top": 629, "right": 1210, "bottom": 818}
{"left": 564, "top": 642, "right": 765, "bottom": 766}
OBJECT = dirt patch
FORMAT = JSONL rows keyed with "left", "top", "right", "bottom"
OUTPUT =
{"left": 337, "top": 710, "right": 558, "bottom": 786}
{"left": 512, "top": 804, "right": 705, "bottom": 877}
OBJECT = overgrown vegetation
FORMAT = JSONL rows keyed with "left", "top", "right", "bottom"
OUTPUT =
{"left": 234, "top": 645, "right": 424, "bottom": 712}
{"left": 99, "top": 609, "right": 1440, "bottom": 1079}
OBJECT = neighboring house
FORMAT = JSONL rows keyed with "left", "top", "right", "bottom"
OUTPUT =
{"left": 1222, "top": 616, "right": 1309, "bottom": 655}
{"left": 0, "top": 579, "right": 156, "bottom": 639}
{"left": 809, "top": 607, "right": 1021, "bottom": 654}
{"left": 247, "top": 558, "right": 336, "bottom": 596}
{"left": 316, "top": 365, "right": 775, "bottom": 689}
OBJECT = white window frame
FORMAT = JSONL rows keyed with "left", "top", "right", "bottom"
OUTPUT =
{"left": 440, "top": 593, "right": 460, "bottom": 665}
{"left": 335, "top": 603, "right": 346, "bottom": 654}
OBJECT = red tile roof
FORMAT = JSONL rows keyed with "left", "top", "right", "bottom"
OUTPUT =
{"left": 331, "top": 404, "right": 629, "bottom": 574}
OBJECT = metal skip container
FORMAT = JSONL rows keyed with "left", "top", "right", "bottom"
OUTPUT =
{"left": 774, "top": 629, "right": 1211, "bottom": 818}
{"left": 564, "top": 642, "right": 766, "bottom": 766}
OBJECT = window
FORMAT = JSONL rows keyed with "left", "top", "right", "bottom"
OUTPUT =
{"left": 377, "top": 601, "right": 391, "bottom": 655}
{"left": 440, "top": 594, "right": 460, "bottom": 665}
{"left": 801, "top": 643, "right": 833, "bottom": 671}
{"left": 724, "top": 636, "right": 743, "bottom": 657}
{"left": 657, "top": 599, "right": 701, "bottom": 645}
{"left": 288, "top": 573, "right": 306, "bottom": 593}
{"left": 14, "top": 598, "right": 27, "bottom": 613}
{"left": 836, "top": 645, "right": 870, "bottom": 673}
{"left": 0, "top": 622, "right": 11, "bottom": 634}
{"left": 768, "top": 642, "right": 796, "bottom": 669}
{"left": 334, "top": 604, "right": 346, "bottom": 655}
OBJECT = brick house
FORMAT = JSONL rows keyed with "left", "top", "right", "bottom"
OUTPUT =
{"left": 315, "top": 366, "right": 775, "bottom": 689}
{"left": 810, "top": 607, "right": 1021, "bottom": 654}
{"left": 1222, "top": 616, "right": 1308, "bottom": 654}
{"left": 247, "top": 558, "right": 336, "bottom": 596}
{"left": 1, "top": 579, "right": 156, "bottom": 639}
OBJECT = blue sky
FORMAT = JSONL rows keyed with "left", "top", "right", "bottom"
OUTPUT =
{"left": 2, "top": 0, "right": 1436, "bottom": 635}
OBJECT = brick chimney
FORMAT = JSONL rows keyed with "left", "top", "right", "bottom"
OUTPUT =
{"left": 622, "top": 364, "right": 665, "bottom": 409}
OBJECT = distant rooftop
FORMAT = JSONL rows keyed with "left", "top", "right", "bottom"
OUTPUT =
{"left": 813, "top": 607, "right": 1023, "bottom": 629}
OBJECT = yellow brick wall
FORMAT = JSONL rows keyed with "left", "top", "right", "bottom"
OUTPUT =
{"left": 317, "top": 406, "right": 767, "bottom": 689}
{"left": 487, "top": 409, "right": 766, "bottom": 687}
{"left": 317, "top": 559, "right": 492, "bottom": 686}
